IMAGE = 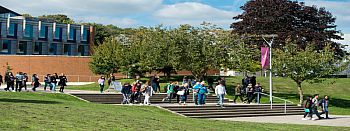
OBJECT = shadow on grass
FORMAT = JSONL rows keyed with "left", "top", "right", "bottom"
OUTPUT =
{"left": 0, "top": 99, "right": 61, "bottom": 104}
{"left": 330, "top": 98, "right": 350, "bottom": 108}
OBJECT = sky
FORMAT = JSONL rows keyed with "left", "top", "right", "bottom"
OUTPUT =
{"left": 0, "top": 0, "right": 349, "bottom": 47}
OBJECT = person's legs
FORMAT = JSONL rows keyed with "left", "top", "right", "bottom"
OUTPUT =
{"left": 44, "top": 82, "right": 47, "bottom": 90}
{"left": 197, "top": 94, "right": 202, "bottom": 105}
{"left": 169, "top": 93, "right": 173, "bottom": 103}
{"left": 144, "top": 94, "right": 149, "bottom": 105}
{"left": 15, "top": 82, "right": 19, "bottom": 92}
{"left": 99, "top": 85, "right": 104, "bottom": 93}
{"left": 24, "top": 82, "right": 27, "bottom": 90}
{"left": 312, "top": 108, "right": 322, "bottom": 119}
{"left": 221, "top": 94, "right": 225, "bottom": 106}
{"left": 157, "top": 85, "right": 160, "bottom": 93}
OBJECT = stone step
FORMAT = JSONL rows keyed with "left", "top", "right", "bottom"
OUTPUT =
{"left": 181, "top": 110, "right": 303, "bottom": 116}
{"left": 172, "top": 107, "right": 303, "bottom": 113}
{"left": 189, "top": 112, "right": 304, "bottom": 118}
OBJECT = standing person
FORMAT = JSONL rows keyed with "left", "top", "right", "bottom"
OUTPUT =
{"left": 50, "top": 73, "right": 58, "bottom": 91}
{"left": 44, "top": 74, "right": 51, "bottom": 91}
{"left": 107, "top": 73, "right": 113, "bottom": 86}
{"left": 207, "top": 77, "right": 214, "bottom": 93}
{"left": 131, "top": 80, "right": 142, "bottom": 104}
{"left": 302, "top": 96, "right": 312, "bottom": 120}
{"left": 58, "top": 73, "right": 67, "bottom": 93}
{"left": 151, "top": 75, "right": 157, "bottom": 93}
{"left": 215, "top": 81, "right": 227, "bottom": 107}
{"left": 142, "top": 80, "right": 154, "bottom": 105}
{"left": 121, "top": 82, "right": 132, "bottom": 104}
{"left": 197, "top": 81, "right": 208, "bottom": 105}
{"left": 192, "top": 82, "right": 200, "bottom": 105}
{"left": 173, "top": 81, "right": 180, "bottom": 103}
{"left": 98, "top": 76, "right": 105, "bottom": 93}
{"left": 23, "top": 73, "right": 28, "bottom": 91}
{"left": 155, "top": 75, "right": 161, "bottom": 93}
{"left": 234, "top": 84, "right": 244, "bottom": 103}
{"left": 15, "top": 72, "right": 24, "bottom": 92}
{"left": 162, "top": 81, "right": 174, "bottom": 103}
{"left": 182, "top": 76, "right": 192, "bottom": 88}
{"left": 254, "top": 83, "right": 263, "bottom": 103}
{"left": 0, "top": 73, "right": 3, "bottom": 88}
{"left": 245, "top": 84, "right": 254, "bottom": 104}
{"left": 311, "top": 94, "right": 323, "bottom": 120}
{"left": 179, "top": 83, "right": 189, "bottom": 105}
{"left": 32, "top": 74, "right": 40, "bottom": 91}
{"left": 320, "top": 95, "right": 330, "bottom": 119}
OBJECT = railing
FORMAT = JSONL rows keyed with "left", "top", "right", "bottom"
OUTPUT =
{"left": 256, "top": 92, "right": 294, "bottom": 114}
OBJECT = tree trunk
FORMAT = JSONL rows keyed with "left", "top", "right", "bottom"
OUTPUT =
{"left": 297, "top": 82, "right": 304, "bottom": 105}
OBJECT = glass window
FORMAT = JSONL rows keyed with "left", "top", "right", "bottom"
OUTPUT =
{"left": 39, "top": 25, "right": 46, "bottom": 38}
{"left": 24, "top": 24, "right": 33, "bottom": 38}
{"left": 49, "top": 43, "right": 57, "bottom": 55}
{"left": 17, "top": 41, "right": 26, "bottom": 54}
{"left": 54, "top": 27, "right": 61, "bottom": 39}
{"left": 1, "top": 40, "right": 10, "bottom": 53}
{"left": 82, "top": 29, "right": 88, "bottom": 41}
{"left": 69, "top": 28, "right": 75, "bottom": 40}
{"left": 64, "top": 44, "right": 71, "bottom": 55}
{"left": 33, "top": 42, "right": 42, "bottom": 55}
{"left": 8, "top": 23, "right": 16, "bottom": 36}
{"left": 78, "top": 45, "right": 84, "bottom": 56}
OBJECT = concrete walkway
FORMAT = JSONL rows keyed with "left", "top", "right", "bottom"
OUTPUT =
{"left": 212, "top": 115, "right": 350, "bottom": 127}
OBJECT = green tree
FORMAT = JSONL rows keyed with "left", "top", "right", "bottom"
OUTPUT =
{"left": 38, "top": 14, "right": 75, "bottom": 24}
{"left": 231, "top": 0, "right": 346, "bottom": 58}
{"left": 89, "top": 37, "right": 126, "bottom": 75}
{"left": 273, "top": 40, "right": 348, "bottom": 104}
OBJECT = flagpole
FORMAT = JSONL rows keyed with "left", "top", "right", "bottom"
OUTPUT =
{"left": 262, "top": 36, "right": 274, "bottom": 109}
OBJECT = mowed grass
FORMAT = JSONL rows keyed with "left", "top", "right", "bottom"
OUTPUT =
{"left": 66, "top": 76, "right": 350, "bottom": 115}
{"left": 0, "top": 92, "right": 349, "bottom": 131}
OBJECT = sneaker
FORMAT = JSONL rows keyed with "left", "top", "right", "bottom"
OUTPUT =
{"left": 311, "top": 118, "right": 317, "bottom": 121}
{"left": 302, "top": 118, "right": 308, "bottom": 120}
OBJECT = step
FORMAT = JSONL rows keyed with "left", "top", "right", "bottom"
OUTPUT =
{"left": 174, "top": 108, "right": 303, "bottom": 113}
{"left": 180, "top": 110, "right": 302, "bottom": 116}
{"left": 189, "top": 112, "right": 304, "bottom": 118}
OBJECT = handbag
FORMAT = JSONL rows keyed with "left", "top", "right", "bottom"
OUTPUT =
{"left": 177, "top": 91, "right": 185, "bottom": 95}
{"left": 304, "top": 109, "right": 310, "bottom": 113}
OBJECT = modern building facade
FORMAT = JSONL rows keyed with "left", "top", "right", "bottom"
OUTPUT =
{"left": 0, "top": 6, "right": 93, "bottom": 56}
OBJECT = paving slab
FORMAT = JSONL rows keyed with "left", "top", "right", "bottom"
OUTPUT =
{"left": 211, "top": 115, "right": 350, "bottom": 127}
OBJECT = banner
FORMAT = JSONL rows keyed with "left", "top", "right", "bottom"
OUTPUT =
{"left": 261, "top": 47, "right": 269, "bottom": 69}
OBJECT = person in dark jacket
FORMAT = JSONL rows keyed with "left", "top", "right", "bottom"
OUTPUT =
{"left": 311, "top": 94, "right": 323, "bottom": 120}
{"left": 254, "top": 83, "right": 263, "bottom": 103}
{"left": 58, "top": 73, "right": 68, "bottom": 92}
{"left": 179, "top": 83, "right": 189, "bottom": 105}
{"left": 121, "top": 82, "right": 132, "bottom": 104}
{"left": 44, "top": 74, "right": 51, "bottom": 91}
{"left": 302, "top": 96, "right": 312, "bottom": 120}
{"left": 15, "top": 72, "right": 24, "bottom": 92}
{"left": 207, "top": 77, "right": 214, "bottom": 93}
{"left": 0, "top": 73, "right": 3, "bottom": 87}
{"left": 23, "top": 73, "right": 28, "bottom": 91}
{"left": 32, "top": 74, "right": 40, "bottom": 91}
{"left": 172, "top": 81, "right": 181, "bottom": 103}
{"left": 4, "top": 72, "right": 15, "bottom": 91}
{"left": 320, "top": 95, "right": 330, "bottom": 119}
{"left": 234, "top": 84, "right": 244, "bottom": 103}
{"left": 50, "top": 73, "right": 58, "bottom": 91}
{"left": 245, "top": 84, "right": 254, "bottom": 104}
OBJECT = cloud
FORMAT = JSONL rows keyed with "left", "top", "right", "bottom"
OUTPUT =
{"left": 303, "top": 0, "right": 350, "bottom": 33}
{"left": 0, "top": 0, "right": 163, "bottom": 27}
{"left": 154, "top": 2, "right": 240, "bottom": 28}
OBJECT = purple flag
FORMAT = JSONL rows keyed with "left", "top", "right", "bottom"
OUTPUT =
{"left": 261, "top": 47, "right": 269, "bottom": 69}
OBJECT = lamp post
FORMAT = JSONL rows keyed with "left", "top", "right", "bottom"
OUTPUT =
{"left": 262, "top": 35, "right": 276, "bottom": 109}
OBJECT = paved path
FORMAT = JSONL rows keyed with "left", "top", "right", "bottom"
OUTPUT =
{"left": 212, "top": 115, "right": 350, "bottom": 127}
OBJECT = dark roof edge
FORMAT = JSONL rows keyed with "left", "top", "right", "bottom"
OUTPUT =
{"left": 0, "top": 5, "right": 22, "bottom": 16}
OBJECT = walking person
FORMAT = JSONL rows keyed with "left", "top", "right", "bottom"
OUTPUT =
{"left": 15, "top": 72, "right": 24, "bottom": 92}
{"left": 162, "top": 82, "right": 174, "bottom": 103}
{"left": 0, "top": 73, "right": 3, "bottom": 88}
{"left": 50, "top": 73, "right": 58, "bottom": 91}
{"left": 302, "top": 96, "right": 312, "bottom": 120}
{"left": 173, "top": 81, "right": 181, "bottom": 103}
{"left": 121, "top": 82, "right": 132, "bottom": 104}
{"left": 98, "top": 76, "right": 105, "bottom": 93}
{"left": 320, "top": 95, "right": 330, "bottom": 119}
{"left": 23, "top": 73, "right": 28, "bottom": 91}
{"left": 192, "top": 82, "right": 200, "bottom": 105}
{"left": 215, "top": 81, "right": 227, "bottom": 107}
{"left": 179, "top": 83, "right": 189, "bottom": 105}
{"left": 234, "top": 84, "right": 244, "bottom": 103}
{"left": 142, "top": 80, "right": 154, "bottom": 105}
{"left": 5, "top": 72, "right": 15, "bottom": 91}
{"left": 254, "top": 83, "right": 263, "bottom": 103}
{"left": 207, "top": 77, "right": 214, "bottom": 93}
{"left": 155, "top": 75, "right": 161, "bottom": 93}
{"left": 31, "top": 74, "right": 40, "bottom": 91}
{"left": 197, "top": 81, "right": 208, "bottom": 105}
{"left": 245, "top": 84, "right": 254, "bottom": 104}
{"left": 311, "top": 94, "right": 323, "bottom": 120}
{"left": 131, "top": 80, "right": 142, "bottom": 104}
{"left": 58, "top": 73, "right": 67, "bottom": 93}
{"left": 43, "top": 74, "right": 51, "bottom": 91}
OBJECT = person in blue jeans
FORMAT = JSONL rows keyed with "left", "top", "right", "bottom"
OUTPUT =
{"left": 215, "top": 81, "right": 226, "bottom": 107}
{"left": 198, "top": 81, "right": 208, "bottom": 105}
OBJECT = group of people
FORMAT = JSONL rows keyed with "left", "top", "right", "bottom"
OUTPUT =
{"left": 232, "top": 76, "right": 263, "bottom": 104}
{"left": 0, "top": 72, "right": 67, "bottom": 92}
{"left": 302, "top": 94, "right": 330, "bottom": 120}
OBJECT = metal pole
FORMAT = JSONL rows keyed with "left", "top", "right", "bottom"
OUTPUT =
{"left": 284, "top": 101, "right": 287, "bottom": 114}
{"left": 269, "top": 42, "right": 273, "bottom": 109}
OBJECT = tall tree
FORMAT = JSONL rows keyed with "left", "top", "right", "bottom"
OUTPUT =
{"left": 38, "top": 14, "right": 75, "bottom": 24}
{"left": 231, "top": 0, "right": 346, "bottom": 57}
{"left": 89, "top": 37, "right": 126, "bottom": 75}
{"left": 273, "top": 40, "right": 348, "bottom": 104}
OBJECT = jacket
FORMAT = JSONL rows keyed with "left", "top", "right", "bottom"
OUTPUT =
{"left": 198, "top": 85, "right": 208, "bottom": 94}
{"left": 121, "top": 85, "right": 132, "bottom": 94}
{"left": 215, "top": 85, "right": 226, "bottom": 95}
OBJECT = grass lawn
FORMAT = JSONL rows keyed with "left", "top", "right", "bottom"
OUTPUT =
{"left": 66, "top": 76, "right": 350, "bottom": 115}
{"left": 0, "top": 92, "right": 349, "bottom": 130}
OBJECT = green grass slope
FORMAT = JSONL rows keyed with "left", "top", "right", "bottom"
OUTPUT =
{"left": 0, "top": 92, "right": 349, "bottom": 130}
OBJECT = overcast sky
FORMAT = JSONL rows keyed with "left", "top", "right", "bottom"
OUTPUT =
{"left": 0, "top": 0, "right": 349, "bottom": 47}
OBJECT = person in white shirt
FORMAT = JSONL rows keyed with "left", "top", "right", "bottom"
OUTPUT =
{"left": 215, "top": 81, "right": 227, "bottom": 107}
